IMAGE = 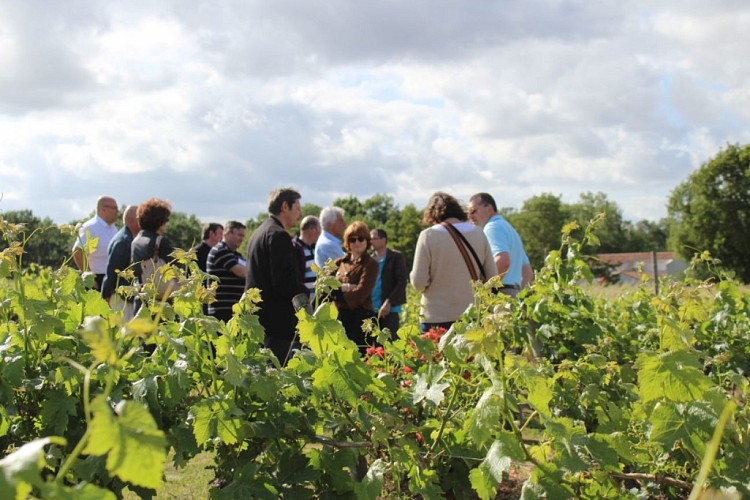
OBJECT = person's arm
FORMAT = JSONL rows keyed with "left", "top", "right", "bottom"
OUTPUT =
{"left": 230, "top": 262, "right": 246, "bottom": 278}
{"left": 494, "top": 252, "right": 511, "bottom": 277}
{"left": 72, "top": 247, "right": 85, "bottom": 271}
{"left": 343, "top": 259, "right": 378, "bottom": 309}
{"left": 522, "top": 263, "right": 534, "bottom": 288}
{"left": 409, "top": 232, "right": 430, "bottom": 292}
{"left": 269, "top": 230, "right": 308, "bottom": 299}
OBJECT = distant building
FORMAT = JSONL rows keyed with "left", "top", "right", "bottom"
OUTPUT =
{"left": 597, "top": 252, "right": 687, "bottom": 285}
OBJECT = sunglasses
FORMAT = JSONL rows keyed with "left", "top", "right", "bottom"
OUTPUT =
{"left": 348, "top": 236, "right": 368, "bottom": 243}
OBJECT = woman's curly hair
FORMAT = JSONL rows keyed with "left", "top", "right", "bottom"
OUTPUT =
{"left": 137, "top": 198, "right": 172, "bottom": 232}
{"left": 421, "top": 192, "right": 467, "bottom": 226}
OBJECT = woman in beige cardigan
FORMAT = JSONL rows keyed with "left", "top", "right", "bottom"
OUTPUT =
{"left": 410, "top": 192, "right": 497, "bottom": 333}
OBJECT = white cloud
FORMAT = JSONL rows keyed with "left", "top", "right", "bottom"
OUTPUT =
{"left": 1, "top": 1, "right": 750, "bottom": 227}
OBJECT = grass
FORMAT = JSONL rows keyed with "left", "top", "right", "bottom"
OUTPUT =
{"left": 123, "top": 452, "right": 214, "bottom": 499}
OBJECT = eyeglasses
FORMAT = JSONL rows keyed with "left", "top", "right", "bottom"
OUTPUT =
{"left": 103, "top": 205, "right": 118, "bottom": 210}
{"left": 348, "top": 236, "right": 367, "bottom": 243}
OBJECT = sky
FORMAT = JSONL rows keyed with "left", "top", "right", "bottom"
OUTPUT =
{"left": 1, "top": 0, "right": 749, "bottom": 225}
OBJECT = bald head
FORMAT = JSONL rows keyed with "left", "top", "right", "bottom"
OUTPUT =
{"left": 299, "top": 215, "right": 321, "bottom": 246}
{"left": 96, "top": 196, "right": 118, "bottom": 225}
{"left": 123, "top": 205, "right": 140, "bottom": 235}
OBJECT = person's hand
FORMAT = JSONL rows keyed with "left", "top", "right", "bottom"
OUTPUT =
{"left": 378, "top": 300, "right": 390, "bottom": 318}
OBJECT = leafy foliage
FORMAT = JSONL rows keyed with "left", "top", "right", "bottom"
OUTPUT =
{"left": 669, "top": 142, "right": 750, "bottom": 281}
{"left": 0, "top": 215, "right": 749, "bottom": 499}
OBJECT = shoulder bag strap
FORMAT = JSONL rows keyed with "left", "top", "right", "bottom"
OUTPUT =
{"left": 441, "top": 222, "right": 484, "bottom": 281}
{"left": 451, "top": 226, "right": 487, "bottom": 281}
{"left": 152, "top": 235, "right": 162, "bottom": 261}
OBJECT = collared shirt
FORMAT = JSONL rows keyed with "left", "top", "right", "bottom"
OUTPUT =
{"left": 483, "top": 214, "right": 526, "bottom": 287}
{"left": 72, "top": 215, "right": 118, "bottom": 274}
{"left": 314, "top": 230, "right": 345, "bottom": 269}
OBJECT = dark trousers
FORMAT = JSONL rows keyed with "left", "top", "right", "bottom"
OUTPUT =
{"left": 339, "top": 308, "right": 376, "bottom": 353}
{"left": 377, "top": 312, "right": 400, "bottom": 338}
{"left": 264, "top": 331, "right": 299, "bottom": 367}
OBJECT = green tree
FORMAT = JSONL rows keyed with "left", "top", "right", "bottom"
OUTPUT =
{"left": 166, "top": 212, "right": 202, "bottom": 251}
{"left": 363, "top": 194, "right": 397, "bottom": 227}
{"left": 668, "top": 143, "right": 750, "bottom": 281}
{"left": 622, "top": 219, "right": 668, "bottom": 252}
{"left": 506, "top": 193, "right": 570, "bottom": 269}
{"left": 333, "top": 195, "right": 366, "bottom": 223}
{"left": 388, "top": 203, "right": 422, "bottom": 268}
{"left": 0, "top": 210, "right": 73, "bottom": 268}
{"left": 568, "top": 192, "right": 627, "bottom": 253}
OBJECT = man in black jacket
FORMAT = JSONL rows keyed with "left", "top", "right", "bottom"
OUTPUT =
{"left": 370, "top": 228, "right": 407, "bottom": 336}
{"left": 245, "top": 188, "right": 308, "bottom": 365}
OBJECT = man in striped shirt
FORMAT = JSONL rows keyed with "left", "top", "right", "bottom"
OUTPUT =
{"left": 293, "top": 215, "right": 321, "bottom": 298}
{"left": 207, "top": 220, "right": 247, "bottom": 321}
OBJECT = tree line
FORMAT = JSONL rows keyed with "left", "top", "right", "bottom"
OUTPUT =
{"left": 0, "top": 192, "right": 665, "bottom": 272}
{"left": 1, "top": 142, "right": 747, "bottom": 281}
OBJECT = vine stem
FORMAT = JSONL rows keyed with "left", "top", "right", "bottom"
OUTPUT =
{"left": 611, "top": 472, "right": 692, "bottom": 491}
{"left": 328, "top": 387, "right": 369, "bottom": 440}
{"left": 688, "top": 401, "right": 736, "bottom": 500}
{"left": 313, "top": 435, "right": 371, "bottom": 448}
{"left": 55, "top": 428, "right": 91, "bottom": 484}
{"left": 426, "top": 381, "right": 460, "bottom": 457}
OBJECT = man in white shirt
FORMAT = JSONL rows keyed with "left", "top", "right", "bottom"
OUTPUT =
{"left": 314, "top": 206, "right": 346, "bottom": 268}
{"left": 72, "top": 195, "right": 119, "bottom": 290}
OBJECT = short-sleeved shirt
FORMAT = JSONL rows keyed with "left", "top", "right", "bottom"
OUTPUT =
{"left": 483, "top": 214, "right": 526, "bottom": 287}
{"left": 72, "top": 215, "right": 118, "bottom": 274}
{"left": 207, "top": 241, "right": 245, "bottom": 319}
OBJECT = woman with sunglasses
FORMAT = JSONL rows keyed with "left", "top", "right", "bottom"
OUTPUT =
{"left": 331, "top": 221, "right": 378, "bottom": 352}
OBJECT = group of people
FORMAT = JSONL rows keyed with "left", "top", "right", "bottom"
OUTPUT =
{"left": 72, "top": 188, "right": 531, "bottom": 365}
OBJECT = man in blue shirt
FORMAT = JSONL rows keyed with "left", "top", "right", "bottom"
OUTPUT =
{"left": 314, "top": 206, "right": 346, "bottom": 269}
{"left": 370, "top": 228, "right": 407, "bottom": 336}
{"left": 468, "top": 193, "right": 533, "bottom": 297}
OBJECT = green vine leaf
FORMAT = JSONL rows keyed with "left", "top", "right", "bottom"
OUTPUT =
{"left": 353, "top": 458, "right": 385, "bottom": 500}
{"left": 0, "top": 436, "right": 66, "bottom": 498}
{"left": 412, "top": 366, "right": 450, "bottom": 406}
{"left": 81, "top": 316, "right": 118, "bottom": 365}
{"left": 83, "top": 397, "right": 167, "bottom": 489}
{"left": 636, "top": 350, "right": 714, "bottom": 404}
{"left": 190, "top": 396, "right": 244, "bottom": 446}
{"left": 464, "top": 386, "right": 504, "bottom": 446}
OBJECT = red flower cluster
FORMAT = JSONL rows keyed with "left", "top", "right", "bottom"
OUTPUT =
{"left": 420, "top": 326, "right": 447, "bottom": 343}
{"left": 365, "top": 346, "right": 385, "bottom": 358}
